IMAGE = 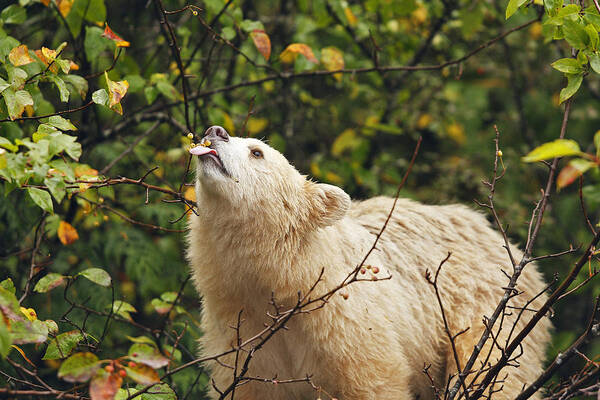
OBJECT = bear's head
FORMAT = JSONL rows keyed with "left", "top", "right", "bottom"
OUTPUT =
{"left": 190, "top": 126, "right": 351, "bottom": 233}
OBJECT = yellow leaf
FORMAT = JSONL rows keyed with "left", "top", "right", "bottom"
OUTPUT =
{"left": 417, "top": 114, "right": 432, "bottom": 129}
{"left": 446, "top": 122, "right": 466, "bottom": 144}
{"left": 105, "top": 72, "right": 129, "bottom": 114}
{"left": 280, "top": 43, "right": 318, "bottom": 64}
{"left": 19, "top": 307, "right": 37, "bottom": 321}
{"left": 325, "top": 171, "right": 344, "bottom": 185}
{"left": 184, "top": 187, "right": 196, "bottom": 202}
{"left": 8, "top": 45, "right": 34, "bottom": 66}
{"left": 331, "top": 129, "right": 358, "bottom": 156}
{"left": 321, "top": 47, "right": 344, "bottom": 81}
{"left": 56, "top": 0, "right": 74, "bottom": 17}
{"left": 222, "top": 112, "right": 235, "bottom": 135}
{"left": 250, "top": 30, "right": 271, "bottom": 61}
{"left": 310, "top": 161, "right": 322, "bottom": 178}
{"left": 344, "top": 7, "right": 357, "bottom": 26}
{"left": 58, "top": 221, "right": 79, "bottom": 245}
{"left": 411, "top": 5, "right": 428, "bottom": 24}
{"left": 246, "top": 118, "right": 268, "bottom": 136}
{"left": 41, "top": 47, "right": 57, "bottom": 62}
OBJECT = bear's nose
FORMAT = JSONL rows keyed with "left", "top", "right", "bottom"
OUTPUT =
{"left": 203, "top": 125, "right": 229, "bottom": 142}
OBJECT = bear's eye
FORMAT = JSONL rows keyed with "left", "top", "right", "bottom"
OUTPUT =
{"left": 250, "top": 148, "right": 263, "bottom": 159}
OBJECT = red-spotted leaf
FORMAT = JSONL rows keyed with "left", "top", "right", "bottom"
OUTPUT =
{"left": 280, "top": 43, "right": 318, "bottom": 64}
{"left": 128, "top": 344, "right": 169, "bottom": 369}
{"left": 557, "top": 158, "right": 596, "bottom": 189}
{"left": 34, "top": 273, "right": 66, "bottom": 293}
{"left": 58, "top": 352, "right": 101, "bottom": 383}
{"left": 8, "top": 45, "right": 34, "bottom": 66}
{"left": 90, "top": 369, "right": 123, "bottom": 400}
{"left": 102, "top": 25, "right": 130, "bottom": 47}
{"left": 123, "top": 363, "right": 159, "bottom": 385}
{"left": 250, "top": 30, "right": 271, "bottom": 61}
{"left": 10, "top": 320, "right": 48, "bottom": 344}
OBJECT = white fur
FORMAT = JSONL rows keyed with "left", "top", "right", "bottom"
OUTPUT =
{"left": 187, "top": 136, "right": 551, "bottom": 399}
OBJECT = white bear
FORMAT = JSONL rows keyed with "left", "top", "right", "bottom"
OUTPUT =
{"left": 187, "top": 126, "right": 551, "bottom": 400}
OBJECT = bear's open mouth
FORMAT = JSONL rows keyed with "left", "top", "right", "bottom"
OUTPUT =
{"left": 189, "top": 146, "right": 227, "bottom": 174}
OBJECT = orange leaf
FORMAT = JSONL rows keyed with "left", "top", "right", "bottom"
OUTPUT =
{"left": 556, "top": 159, "right": 595, "bottom": 189}
{"left": 56, "top": 0, "right": 74, "bottom": 17}
{"left": 344, "top": 6, "right": 357, "bottom": 26}
{"left": 102, "top": 25, "right": 131, "bottom": 48}
{"left": 41, "top": 47, "right": 57, "bottom": 62}
{"left": 279, "top": 43, "right": 318, "bottom": 64}
{"left": 321, "top": 46, "right": 344, "bottom": 81}
{"left": 58, "top": 221, "right": 79, "bottom": 246}
{"left": 89, "top": 370, "right": 122, "bottom": 400}
{"left": 41, "top": 0, "right": 50, "bottom": 5}
{"left": 74, "top": 165, "right": 98, "bottom": 178}
{"left": 105, "top": 72, "right": 129, "bottom": 115}
{"left": 9, "top": 45, "right": 34, "bottom": 66}
{"left": 250, "top": 30, "right": 271, "bottom": 61}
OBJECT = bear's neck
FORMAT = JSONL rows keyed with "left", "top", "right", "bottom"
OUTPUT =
{"left": 187, "top": 206, "right": 356, "bottom": 312}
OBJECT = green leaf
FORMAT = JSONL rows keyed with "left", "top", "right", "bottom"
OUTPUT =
{"left": 27, "top": 187, "right": 53, "bottom": 213}
{"left": 562, "top": 20, "right": 590, "bottom": 49}
{"left": 128, "top": 344, "right": 169, "bottom": 369}
{"left": 62, "top": 75, "right": 89, "bottom": 99}
{"left": 586, "top": 24, "right": 599, "bottom": 50}
{"left": 0, "top": 318, "right": 11, "bottom": 358}
{"left": 78, "top": 268, "right": 111, "bottom": 287}
{"left": 34, "top": 273, "right": 66, "bottom": 292}
{"left": 43, "top": 330, "right": 84, "bottom": 360}
{"left": 594, "top": 130, "right": 600, "bottom": 159}
{"left": 0, "top": 278, "right": 15, "bottom": 294}
{"left": 44, "top": 176, "right": 66, "bottom": 203}
{"left": 559, "top": 73, "right": 583, "bottom": 103}
{"left": 111, "top": 301, "right": 136, "bottom": 321}
{"left": 1, "top": 5, "right": 26, "bottom": 24}
{"left": 138, "top": 383, "right": 176, "bottom": 400}
{"left": 151, "top": 298, "right": 172, "bottom": 314}
{"left": 10, "top": 320, "right": 48, "bottom": 344}
{"left": 221, "top": 26, "right": 236, "bottom": 40}
{"left": 44, "top": 320, "right": 59, "bottom": 335}
{"left": 0, "top": 77, "right": 10, "bottom": 94}
{"left": 58, "top": 352, "right": 101, "bottom": 383}
{"left": 126, "top": 336, "right": 156, "bottom": 346}
{"left": 522, "top": 139, "right": 583, "bottom": 162}
{"left": 92, "top": 89, "right": 109, "bottom": 106}
{"left": 590, "top": 52, "right": 600, "bottom": 73}
{"left": 557, "top": 4, "right": 580, "bottom": 17}
{"left": 506, "top": 0, "right": 528, "bottom": 19}
{"left": 84, "top": 26, "right": 109, "bottom": 61}
{"left": 48, "top": 116, "right": 77, "bottom": 131}
{"left": 47, "top": 75, "right": 70, "bottom": 102}
{"left": 544, "top": 0, "right": 563, "bottom": 16}
{"left": 2, "top": 88, "right": 33, "bottom": 120}
{"left": 155, "top": 81, "right": 180, "bottom": 101}
{"left": 47, "top": 132, "right": 81, "bottom": 160}
{"left": 240, "top": 19, "right": 265, "bottom": 32}
{"left": 0, "top": 137, "right": 18, "bottom": 152}
{"left": 551, "top": 58, "right": 583, "bottom": 73}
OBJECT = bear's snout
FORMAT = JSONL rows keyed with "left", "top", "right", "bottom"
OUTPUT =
{"left": 203, "top": 125, "right": 229, "bottom": 142}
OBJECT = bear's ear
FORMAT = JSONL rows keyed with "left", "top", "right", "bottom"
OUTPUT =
{"left": 306, "top": 182, "right": 351, "bottom": 228}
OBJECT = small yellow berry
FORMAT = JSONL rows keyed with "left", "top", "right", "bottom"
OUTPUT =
{"left": 497, "top": 150, "right": 503, "bottom": 157}
{"left": 187, "top": 132, "right": 194, "bottom": 139}
{"left": 372, "top": 266, "right": 380, "bottom": 274}
{"left": 192, "top": 10, "right": 198, "bottom": 15}
{"left": 201, "top": 139, "right": 211, "bottom": 147}
{"left": 190, "top": 143, "right": 196, "bottom": 148}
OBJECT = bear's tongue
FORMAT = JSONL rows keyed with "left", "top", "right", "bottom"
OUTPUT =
{"left": 189, "top": 146, "right": 217, "bottom": 157}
